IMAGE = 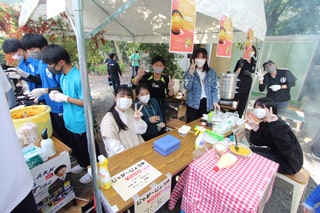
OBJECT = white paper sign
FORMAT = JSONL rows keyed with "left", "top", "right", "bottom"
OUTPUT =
{"left": 134, "top": 174, "right": 172, "bottom": 213}
{"left": 111, "top": 160, "right": 162, "bottom": 201}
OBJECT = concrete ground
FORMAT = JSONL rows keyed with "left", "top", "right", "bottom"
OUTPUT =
{"left": 61, "top": 71, "right": 320, "bottom": 212}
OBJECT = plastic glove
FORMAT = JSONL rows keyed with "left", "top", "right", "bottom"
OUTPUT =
{"left": 257, "top": 72, "right": 264, "bottom": 81}
{"left": 29, "top": 88, "right": 48, "bottom": 102}
{"left": 49, "top": 90, "right": 68, "bottom": 102}
{"left": 7, "top": 67, "right": 30, "bottom": 78}
{"left": 269, "top": 85, "right": 281, "bottom": 92}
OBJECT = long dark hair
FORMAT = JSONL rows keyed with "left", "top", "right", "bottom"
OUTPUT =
{"left": 110, "top": 85, "right": 133, "bottom": 132}
{"left": 254, "top": 97, "right": 278, "bottom": 115}
{"left": 191, "top": 48, "right": 209, "bottom": 72}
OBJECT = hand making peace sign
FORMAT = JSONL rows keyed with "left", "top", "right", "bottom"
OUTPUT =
{"left": 168, "top": 76, "right": 175, "bottom": 89}
{"left": 189, "top": 59, "right": 196, "bottom": 75}
{"left": 134, "top": 103, "right": 144, "bottom": 120}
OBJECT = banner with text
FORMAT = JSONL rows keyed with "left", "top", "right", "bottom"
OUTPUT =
{"left": 216, "top": 15, "right": 233, "bottom": 58}
{"left": 243, "top": 28, "right": 254, "bottom": 59}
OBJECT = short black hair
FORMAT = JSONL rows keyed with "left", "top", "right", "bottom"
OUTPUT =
{"left": 109, "top": 53, "right": 115, "bottom": 59}
{"left": 254, "top": 97, "right": 278, "bottom": 115}
{"left": 1, "top": 38, "right": 24, "bottom": 54}
{"left": 41, "top": 44, "right": 71, "bottom": 64}
{"left": 151, "top": 55, "right": 165, "bottom": 66}
{"left": 54, "top": 164, "right": 67, "bottom": 175}
{"left": 262, "top": 60, "right": 275, "bottom": 69}
{"left": 135, "top": 83, "right": 150, "bottom": 96}
{"left": 21, "top": 33, "right": 48, "bottom": 50}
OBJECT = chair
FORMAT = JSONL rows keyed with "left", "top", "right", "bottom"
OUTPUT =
{"left": 276, "top": 168, "right": 310, "bottom": 213}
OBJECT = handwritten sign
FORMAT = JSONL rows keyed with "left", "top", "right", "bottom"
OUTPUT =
{"left": 111, "top": 160, "right": 162, "bottom": 201}
{"left": 134, "top": 174, "right": 172, "bottom": 213}
{"left": 169, "top": 0, "right": 196, "bottom": 53}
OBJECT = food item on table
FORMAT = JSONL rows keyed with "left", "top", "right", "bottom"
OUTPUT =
{"left": 11, "top": 106, "right": 44, "bottom": 119}
{"left": 17, "top": 121, "right": 39, "bottom": 145}
{"left": 171, "top": 10, "right": 183, "bottom": 34}
{"left": 229, "top": 144, "right": 252, "bottom": 157}
{"left": 213, "top": 152, "right": 237, "bottom": 171}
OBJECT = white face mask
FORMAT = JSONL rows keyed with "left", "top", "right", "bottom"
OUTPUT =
{"left": 12, "top": 54, "right": 24, "bottom": 61}
{"left": 139, "top": 95, "right": 150, "bottom": 104}
{"left": 253, "top": 108, "right": 266, "bottom": 119}
{"left": 195, "top": 59, "right": 206, "bottom": 67}
{"left": 250, "top": 51, "right": 255, "bottom": 57}
{"left": 117, "top": 97, "right": 132, "bottom": 111}
{"left": 154, "top": 67, "right": 163, "bottom": 74}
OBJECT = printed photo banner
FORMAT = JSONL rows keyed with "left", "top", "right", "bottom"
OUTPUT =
{"left": 169, "top": 0, "right": 196, "bottom": 53}
{"left": 216, "top": 15, "right": 233, "bottom": 58}
{"left": 243, "top": 28, "right": 254, "bottom": 59}
{"left": 111, "top": 160, "right": 162, "bottom": 201}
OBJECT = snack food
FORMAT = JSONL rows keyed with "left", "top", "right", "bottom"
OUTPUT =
{"left": 171, "top": 10, "right": 183, "bottom": 34}
{"left": 229, "top": 144, "right": 252, "bottom": 157}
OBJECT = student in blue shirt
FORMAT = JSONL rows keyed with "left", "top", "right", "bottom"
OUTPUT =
{"left": 22, "top": 33, "right": 71, "bottom": 148}
{"left": 41, "top": 44, "right": 98, "bottom": 184}
{"left": 1, "top": 38, "right": 41, "bottom": 92}
{"left": 302, "top": 184, "right": 320, "bottom": 213}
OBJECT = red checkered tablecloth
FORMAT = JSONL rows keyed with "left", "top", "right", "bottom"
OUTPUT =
{"left": 169, "top": 149, "right": 279, "bottom": 213}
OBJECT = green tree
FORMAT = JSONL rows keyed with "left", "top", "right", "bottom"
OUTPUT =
{"left": 139, "top": 43, "right": 184, "bottom": 79}
{"left": 265, "top": 0, "right": 320, "bottom": 35}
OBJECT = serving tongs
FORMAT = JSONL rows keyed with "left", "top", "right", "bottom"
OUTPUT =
{"left": 234, "top": 133, "right": 239, "bottom": 152}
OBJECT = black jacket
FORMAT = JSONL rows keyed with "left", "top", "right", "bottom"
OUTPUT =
{"left": 250, "top": 118, "right": 303, "bottom": 174}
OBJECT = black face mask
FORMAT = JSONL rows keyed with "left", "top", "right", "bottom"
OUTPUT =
{"left": 48, "top": 64, "right": 63, "bottom": 74}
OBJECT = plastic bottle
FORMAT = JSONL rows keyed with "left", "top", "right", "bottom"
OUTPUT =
{"left": 195, "top": 126, "right": 206, "bottom": 150}
{"left": 206, "top": 111, "right": 213, "bottom": 127}
{"left": 213, "top": 153, "right": 237, "bottom": 171}
{"left": 40, "top": 128, "right": 56, "bottom": 157}
{"left": 98, "top": 155, "right": 112, "bottom": 189}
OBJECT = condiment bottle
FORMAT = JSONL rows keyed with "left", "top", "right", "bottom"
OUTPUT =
{"left": 195, "top": 126, "right": 206, "bottom": 150}
{"left": 40, "top": 128, "right": 56, "bottom": 157}
{"left": 98, "top": 155, "right": 112, "bottom": 189}
{"left": 213, "top": 153, "right": 237, "bottom": 171}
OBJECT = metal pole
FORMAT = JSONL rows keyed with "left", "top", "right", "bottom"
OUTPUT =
{"left": 72, "top": 0, "right": 102, "bottom": 212}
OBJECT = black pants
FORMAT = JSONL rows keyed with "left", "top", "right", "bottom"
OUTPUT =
{"left": 110, "top": 75, "right": 120, "bottom": 93}
{"left": 50, "top": 112, "right": 72, "bottom": 148}
{"left": 11, "top": 190, "right": 38, "bottom": 213}
{"left": 234, "top": 92, "right": 249, "bottom": 118}
{"left": 186, "top": 98, "right": 208, "bottom": 123}
{"left": 67, "top": 131, "right": 100, "bottom": 168}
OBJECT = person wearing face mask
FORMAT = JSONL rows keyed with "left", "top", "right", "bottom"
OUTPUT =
{"left": 21, "top": 33, "right": 71, "bottom": 148}
{"left": 41, "top": 44, "right": 100, "bottom": 184}
{"left": 183, "top": 47, "right": 220, "bottom": 123}
{"left": 259, "top": 60, "right": 297, "bottom": 114}
{"left": 135, "top": 84, "right": 165, "bottom": 140}
{"left": 133, "top": 55, "right": 175, "bottom": 123}
{"left": 100, "top": 85, "right": 147, "bottom": 157}
{"left": 1, "top": 38, "right": 42, "bottom": 92}
{"left": 233, "top": 45, "right": 257, "bottom": 118}
{"left": 246, "top": 97, "right": 303, "bottom": 175}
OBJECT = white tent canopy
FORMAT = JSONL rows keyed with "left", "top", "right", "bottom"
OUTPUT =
{"left": 19, "top": 0, "right": 266, "bottom": 43}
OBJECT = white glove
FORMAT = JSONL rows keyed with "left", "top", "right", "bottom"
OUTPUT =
{"left": 49, "top": 90, "right": 69, "bottom": 102}
{"left": 257, "top": 72, "right": 264, "bottom": 81}
{"left": 29, "top": 88, "right": 48, "bottom": 102}
{"left": 269, "top": 85, "right": 281, "bottom": 92}
{"left": 7, "top": 71, "right": 21, "bottom": 79}
{"left": 8, "top": 67, "right": 30, "bottom": 78}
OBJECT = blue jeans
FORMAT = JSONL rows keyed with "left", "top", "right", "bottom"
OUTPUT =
{"left": 276, "top": 101, "right": 288, "bottom": 114}
{"left": 131, "top": 66, "right": 138, "bottom": 78}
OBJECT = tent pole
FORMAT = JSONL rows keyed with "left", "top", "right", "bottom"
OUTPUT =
{"left": 72, "top": 0, "right": 102, "bottom": 212}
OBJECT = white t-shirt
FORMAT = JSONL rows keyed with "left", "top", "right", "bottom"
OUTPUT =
{"left": 0, "top": 69, "right": 34, "bottom": 212}
{"left": 197, "top": 69, "right": 206, "bottom": 99}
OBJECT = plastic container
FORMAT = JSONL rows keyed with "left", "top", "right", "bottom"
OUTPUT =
{"left": 98, "top": 155, "right": 112, "bottom": 189}
{"left": 195, "top": 127, "right": 206, "bottom": 150}
{"left": 40, "top": 128, "right": 56, "bottom": 157}
{"left": 10, "top": 105, "right": 52, "bottom": 138}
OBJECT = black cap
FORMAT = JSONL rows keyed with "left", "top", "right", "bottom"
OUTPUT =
{"left": 262, "top": 60, "right": 275, "bottom": 69}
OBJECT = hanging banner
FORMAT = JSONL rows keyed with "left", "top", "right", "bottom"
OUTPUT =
{"left": 169, "top": 0, "right": 196, "bottom": 53}
{"left": 243, "top": 28, "right": 254, "bottom": 59}
{"left": 216, "top": 15, "right": 233, "bottom": 58}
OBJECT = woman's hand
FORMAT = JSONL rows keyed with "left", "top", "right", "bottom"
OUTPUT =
{"left": 213, "top": 103, "right": 220, "bottom": 111}
{"left": 149, "top": 115, "right": 160, "bottom": 123}
{"left": 134, "top": 103, "right": 144, "bottom": 120}
{"left": 168, "top": 76, "right": 175, "bottom": 89}
{"left": 246, "top": 113, "right": 260, "bottom": 131}
{"left": 189, "top": 59, "right": 196, "bottom": 75}
{"left": 265, "top": 107, "right": 278, "bottom": 123}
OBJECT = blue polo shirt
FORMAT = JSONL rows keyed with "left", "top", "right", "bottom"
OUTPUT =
{"left": 18, "top": 57, "right": 41, "bottom": 91}
{"left": 38, "top": 60, "right": 63, "bottom": 114}
{"left": 60, "top": 67, "right": 86, "bottom": 134}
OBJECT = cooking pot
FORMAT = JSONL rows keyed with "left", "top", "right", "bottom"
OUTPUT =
{"left": 219, "top": 73, "right": 239, "bottom": 100}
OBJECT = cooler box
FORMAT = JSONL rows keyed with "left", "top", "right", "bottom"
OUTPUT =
{"left": 153, "top": 134, "right": 180, "bottom": 156}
